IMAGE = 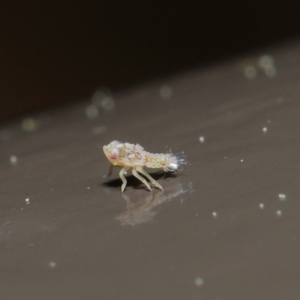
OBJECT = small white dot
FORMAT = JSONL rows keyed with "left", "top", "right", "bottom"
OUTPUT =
{"left": 22, "top": 117, "right": 40, "bottom": 132}
{"left": 199, "top": 136, "right": 205, "bottom": 143}
{"left": 278, "top": 193, "right": 286, "bottom": 201}
{"left": 48, "top": 262, "right": 57, "bottom": 269}
{"left": 10, "top": 155, "right": 18, "bottom": 165}
{"left": 240, "top": 159, "right": 244, "bottom": 162}
{"left": 212, "top": 211, "right": 217, "bottom": 218}
{"left": 259, "top": 203, "right": 264, "bottom": 209}
{"left": 258, "top": 55, "right": 274, "bottom": 69}
{"left": 276, "top": 210, "right": 282, "bottom": 216}
{"left": 262, "top": 127, "right": 268, "bottom": 133}
{"left": 25, "top": 198, "right": 30, "bottom": 204}
{"left": 87, "top": 187, "right": 90, "bottom": 190}
{"left": 101, "top": 97, "right": 115, "bottom": 111}
{"left": 194, "top": 277, "right": 204, "bottom": 287}
{"left": 91, "top": 89, "right": 115, "bottom": 112}
{"left": 258, "top": 54, "right": 277, "bottom": 79}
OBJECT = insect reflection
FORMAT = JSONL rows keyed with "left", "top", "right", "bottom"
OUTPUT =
{"left": 115, "top": 182, "right": 193, "bottom": 226}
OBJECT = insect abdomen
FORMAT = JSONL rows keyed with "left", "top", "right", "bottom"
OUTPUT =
{"left": 146, "top": 153, "right": 170, "bottom": 169}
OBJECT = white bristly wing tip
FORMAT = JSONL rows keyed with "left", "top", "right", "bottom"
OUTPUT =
{"left": 164, "top": 152, "right": 187, "bottom": 172}
{"left": 165, "top": 162, "right": 179, "bottom": 172}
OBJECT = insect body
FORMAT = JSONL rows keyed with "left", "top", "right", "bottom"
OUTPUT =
{"left": 103, "top": 141, "right": 186, "bottom": 192}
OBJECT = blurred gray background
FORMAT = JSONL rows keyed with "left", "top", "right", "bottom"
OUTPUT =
{"left": 1, "top": 0, "right": 300, "bottom": 122}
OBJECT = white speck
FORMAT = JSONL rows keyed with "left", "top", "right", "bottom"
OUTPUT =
{"left": 100, "top": 97, "right": 115, "bottom": 111}
{"left": 195, "top": 213, "right": 198, "bottom": 217}
{"left": 194, "top": 277, "right": 204, "bottom": 286}
{"left": 262, "top": 127, "right": 268, "bottom": 133}
{"left": 159, "top": 85, "right": 173, "bottom": 99}
{"left": 258, "top": 55, "right": 274, "bottom": 68}
{"left": 48, "top": 262, "right": 57, "bottom": 269}
{"left": 244, "top": 66, "right": 257, "bottom": 79}
{"left": 10, "top": 155, "right": 18, "bottom": 165}
{"left": 278, "top": 193, "right": 286, "bottom": 201}
{"left": 87, "top": 187, "right": 90, "bottom": 190}
{"left": 199, "top": 136, "right": 205, "bottom": 143}
{"left": 91, "top": 88, "right": 115, "bottom": 111}
{"left": 85, "top": 105, "right": 99, "bottom": 119}
{"left": 25, "top": 198, "right": 30, "bottom": 204}
{"left": 276, "top": 210, "right": 282, "bottom": 216}
{"left": 258, "top": 55, "right": 277, "bottom": 78}
{"left": 259, "top": 203, "right": 264, "bottom": 209}
{"left": 258, "top": 55, "right": 274, "bottom": 69}
{"left": 224, "top": 156, "right": 227, "bottom": 159}
{"left": 22, "top": 117, "right": 40, "bottom": 132}
{"left": 240, "top": 159, "right": 244, "bottom": 162}
{"left": 212, "top": 211, "right": 217, "bottom": 218}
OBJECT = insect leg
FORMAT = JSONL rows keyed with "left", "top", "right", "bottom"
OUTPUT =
{"left": 136, "top": 166, "right": 163, "bottom": 191}
{"left": 119, "top": 167, "right": 129, "bottom": 192}
{"left": 132, "top": 169, "right": 152, "bottom": 191}
{"left": 107, "top": 164, "right": 114, "bottom": 177}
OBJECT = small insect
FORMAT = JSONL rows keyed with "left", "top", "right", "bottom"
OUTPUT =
{"left": 103, "top": 141, "right": 186, "bottom": 192}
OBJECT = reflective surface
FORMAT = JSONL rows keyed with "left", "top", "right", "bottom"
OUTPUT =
{"left": 1, "top": 41, "right": 300, "bottom": 299}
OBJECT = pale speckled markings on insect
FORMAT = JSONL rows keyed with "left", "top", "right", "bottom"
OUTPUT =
{"left": 103, "top": 141, "right": 187, "bottom": 192}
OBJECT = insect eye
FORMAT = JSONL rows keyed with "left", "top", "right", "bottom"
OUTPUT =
{"left": 110, "top": 151, "right": 118, "bottom": 159}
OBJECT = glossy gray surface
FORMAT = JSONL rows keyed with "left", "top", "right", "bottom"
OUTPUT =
{"left": 1, "top": 41, "right": 300, "bottom": 299}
